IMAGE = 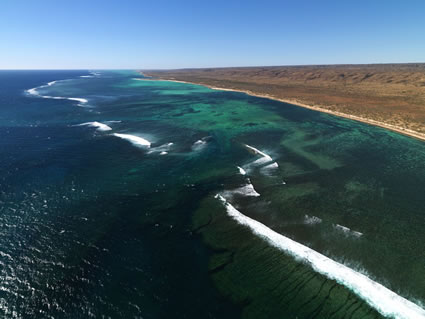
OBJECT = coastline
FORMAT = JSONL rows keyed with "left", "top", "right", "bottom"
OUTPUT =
{"left": 136, "top": 77, "right": 425, "bottom": 142}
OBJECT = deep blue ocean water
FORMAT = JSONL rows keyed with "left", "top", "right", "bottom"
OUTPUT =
{"left": 0, "top": 70, "right": 424, "bottom": 318}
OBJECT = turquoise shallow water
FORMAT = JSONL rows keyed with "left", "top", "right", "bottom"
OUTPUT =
{"left": 0, "top": 70, "right": 424, "bottom": 318}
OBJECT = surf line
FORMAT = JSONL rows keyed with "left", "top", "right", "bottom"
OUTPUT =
{"left": 215, "top": 194, "right": 425, "bottom": 319}
{"left": 26, "top": 81, "right": 88, "bottom": 106}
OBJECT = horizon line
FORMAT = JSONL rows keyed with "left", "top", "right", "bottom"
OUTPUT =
{"left": 1, "top": 61, "right": 425, "bottom": 71}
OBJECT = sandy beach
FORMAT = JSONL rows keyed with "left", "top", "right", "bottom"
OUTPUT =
{"left": 135, "top": 77, "right": 425, "bottom": 142}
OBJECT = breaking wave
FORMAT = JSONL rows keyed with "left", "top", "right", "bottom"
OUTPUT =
{"left": 148, "top": 142, "right": 173, "bottom": 155}
{"left": 260, "top": 162, "right": 279, "bottom": 175}
{"left": 242, "top": 144, "right": 277, "bottom": 174}
{"left": 26, "top": 81, "right": 88, "bottom": 106}
{"left": 77, "top": 122, "right": 112, "bottom": 132}
{"left": 262, "top": 162, "right": 279, "bottom": 170}
{"left": 112, "top": 133, "right": 151, "bottom": 147}
{"left": 221, "top": 183, "right": 260, "bottom": 198}
{"left": 215, "top": 195, "right": 425, "bottom": 319}
{"left": 244, "top": 144, "right": 272, "bottom": 161}
{"left": 304, "top": 214, "right": 322, "bottom": 225}
{"left": 334, "top": 224, "right": 363, "bottom": 238}
{"left": 237, "top": 166, "right": 247, "bottom": 175}
{"left": 192, "top": 139, "right": 208, "bottom": 151}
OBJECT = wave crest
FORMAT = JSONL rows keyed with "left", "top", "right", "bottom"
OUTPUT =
{"left": 26, "top": 81, "right": 88, "bottom": 106}
{"left": 113, "top": 133, "right": 151, "bottom": 147}
{"left": 77, "top": 122, "right": 112, "bottom": 132}
{"left": 215, "top": 195, "right": 425, "bottom": 319}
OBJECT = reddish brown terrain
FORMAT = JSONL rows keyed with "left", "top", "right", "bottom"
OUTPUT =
{"left": 144, "top": 64, "right": 425, "bottom": 139}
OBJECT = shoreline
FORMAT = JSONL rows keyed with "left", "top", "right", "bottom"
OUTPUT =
{"left": 136, "top": 77, "right": 425, "bottom": 142}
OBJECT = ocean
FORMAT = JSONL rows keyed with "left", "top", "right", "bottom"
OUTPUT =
{"left": 0, "top": 70, "right": 424, "bottom": 318}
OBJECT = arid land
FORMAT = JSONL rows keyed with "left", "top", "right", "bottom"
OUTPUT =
{"left": 143, "top": 64, "right": 425, "bottom": 141}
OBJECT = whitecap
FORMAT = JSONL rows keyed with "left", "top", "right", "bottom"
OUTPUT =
{"left": 215, "top": 195, "right": 424, "bottom": 319}
{"left": 237, "top": 166, "right": 247, "bottom": 175}
{"left": 67, "top": 97, "right": 88, "bottom": 104}
{"left": 260, "top": 162, "right": 279, "bottom": 176}
{"left": 222, "top": 183, "right": 260, "bottom": 198}
{"left": 304, "top": 215, "right": 322, "bottom": 225}
{"left": 334, "top": 224, "right": 363, "bottom": 238}
{"left": 113, "top": 133, "right": 151, "bottom": 147}
{"left": 262, "top": 162, "right": 279, "bottom": 169}
{"left": 26, "top": 82, "right": 88, "bottom": 106}
{"left": 250, "top": 157, "right": 273, "bottom": 166}
{"left": 148, "top": 142, "right": 173, "bottom": 154}
{"left": 43, "top": 96, "right": 88, "bottom": 106}
{"left": 243, "top": 144, "right": 274, "bottom": 172}
{"left": 77, "top": 121, "right": 112, "bottom": 132}
{"left": 244, "top": 144, "right": 273, "bottom": 161}
{"left": 192, "top": 139, "right": 207, "bottom": 151}
{"left": 26, "top": 87, "right": 39, "bottom": 96}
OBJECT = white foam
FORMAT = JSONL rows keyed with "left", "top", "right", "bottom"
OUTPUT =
{"left": 43, "top": 96, "right": 88, "bottom": 106}
{"left": 148, "top": 142, "right": 173, "bottom": 154}
{"left": 80, "top": 75, "right": 94, "bottom": 78}
{"left": 244, "top": 144, "right": 273, "bottom": 161}
{"left": 192, "top": 139, "right": 207, "bottom": 151}
{"left": 263, "top": 162, "right": 279, "bottom": 169}
{"left": 334, "top": 224, "right": 363, "bottom": 238}
{"left": 304, "top": 215, "right": 322, "bottom": 225}
{"left": 237, "top": 166, "right": 247, "bottom": 175}
{"left": 26, "top": 87, "right": 39, "bottom": 96}
{"left": 77, "top": 121, "right": 112, "bottom": 131}
{"left": 243, "top": 144, "right": 274, "bottom": 172}
{"left": 237, "top": 184, "right": 260, "bottom": 197}
{"left": 67, "top": 97, "right": 88, "bottom": 104}
{"left": 260, "top": 162, "right": 279, "bottom": 175}
{"left": 250, "top": 157, "right": 272, "bottom": 166}
{"left": 26, "top": 82, "right": 88, "bottom": 106}
{"left": 335, "top": 224, "right": 350, "bottom": 232}
{"left": 215, "top": 195, "right": 425, "bottom": 319}
{"left": 352, "top": 230, "right": 363, "bottom": 237}
{"left": 222, "top": 183, "right": 260, "bottom": 198}
{"left": 113, "top": 133, "right": 151, "bottom": 147}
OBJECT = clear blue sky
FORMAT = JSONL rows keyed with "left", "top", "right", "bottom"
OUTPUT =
{"left": 1, "top": 0, "right": 424, "bottom": 69}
